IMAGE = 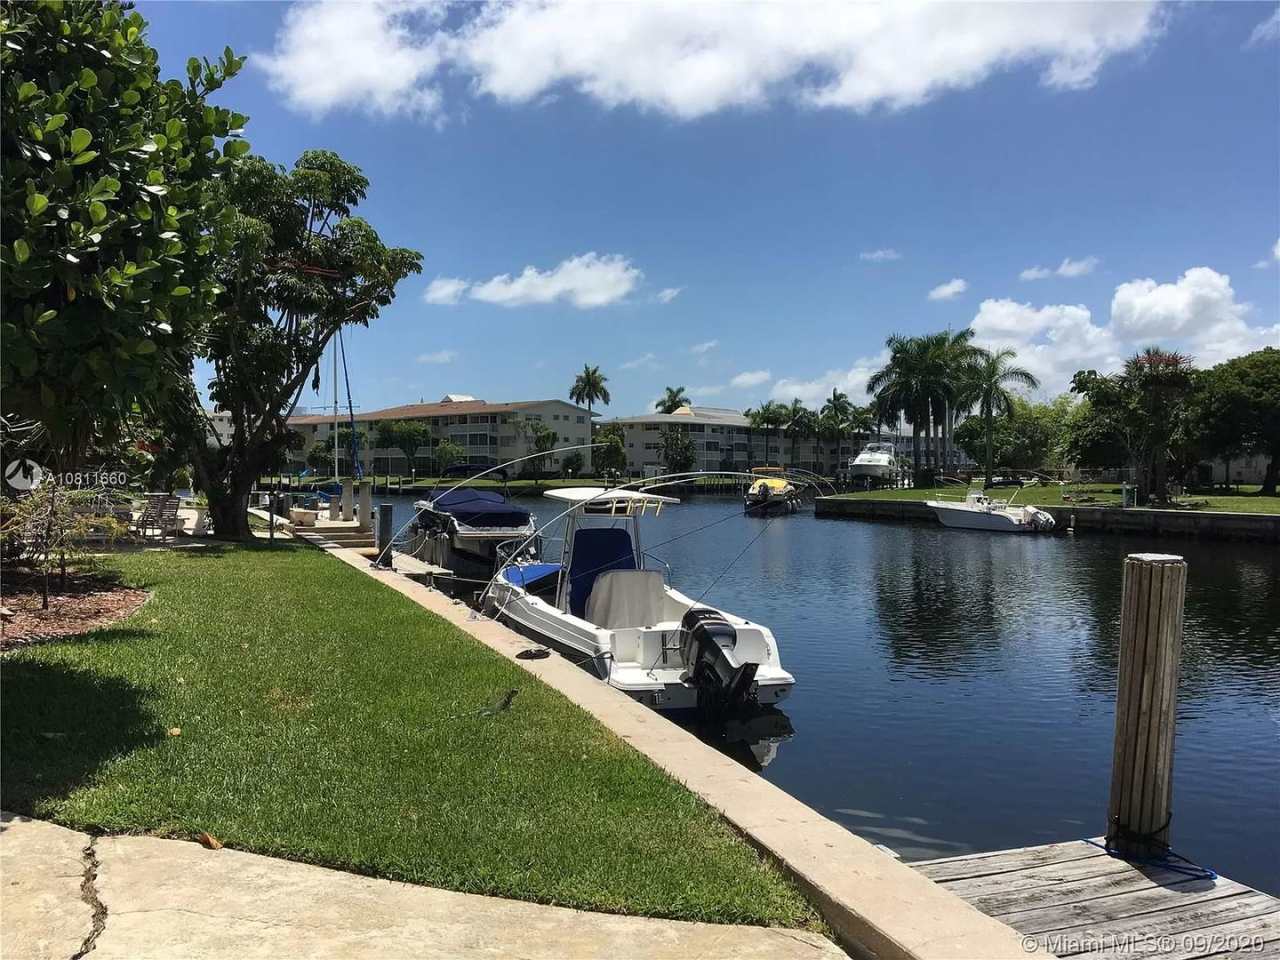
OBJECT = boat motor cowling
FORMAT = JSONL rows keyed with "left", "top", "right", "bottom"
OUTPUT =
{"left": 680, "top": 607, "right": 758, "bottom": 711}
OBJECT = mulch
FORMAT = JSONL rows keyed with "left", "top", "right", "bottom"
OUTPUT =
{"left": 1, "top": 571, "right": 150, "bottom": 651}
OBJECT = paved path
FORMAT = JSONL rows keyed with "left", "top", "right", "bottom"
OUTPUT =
{"left": 0, "top": 813, "right": 840, "bottom": 960}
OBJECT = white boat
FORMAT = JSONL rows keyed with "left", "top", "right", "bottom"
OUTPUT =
{"left": 849, "top": 441, "right": 898, "bottom": 484}
{"left": 484, "top": 487, "right": 796, "bottom": 712}
{"left": 926, "top": 489, "right": 1056, "bottom": 533}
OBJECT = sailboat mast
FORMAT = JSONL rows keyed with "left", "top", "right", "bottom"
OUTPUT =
{"left": 332, "top": 337, "right": 339, "bottom": 484}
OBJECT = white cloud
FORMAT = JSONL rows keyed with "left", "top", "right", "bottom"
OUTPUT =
{"left": 730, "top": 369, "right": 772, "bottom": 389}
{"left": 770, "top": 351, "right": 889, "bottom": 407}
{"left": 690, "top": 339, "right": 719, "bottom": 355}
{"left": 262, "top": 1, "right": 1160, "bottom": 121}
{"left": 656, "top": 287, "right": 683, "bottom": 304}
{"left": 416, "top": 349, "right": 458, "bottom": 364}
{"left": 621, "top": 352, "right": 659, "bottom": 370}
{"left": 1247, "top": 8, "right": 1280, "bottom": 47}
{"left": 928, "top": 278, "right": 968, "bottom": 301}
{"left": 468, "top": 253, "right": 641, "bottom": 308}
{"left": 970, "top": 299, "right": 1120, "bottom": 395}
{"left": 423, "top": 276, "right": 468, "bottom": 305}
{"left": 1057, "top": 256, "right": 1100, "bottom": 278}
{"left": 689, "top": 384, "right": 725, "bottom": 397}
{"left": 860, "top": 249, "right": 902, "bottom": 262}
{"left": 1275, "top": 237, "right": 1280, "bottom": 260}
{"left": 1020, "top": 256, "right": 1099, "bottom": 280}
{"left": 257, "top": 1, "right": 446, "bottom": 119}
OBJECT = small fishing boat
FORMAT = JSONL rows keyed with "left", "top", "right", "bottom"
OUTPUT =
{"left": 410, "top": 478, "right": 538, "bottom": 580}
{"left": 926, "top": 489, "right": 1056, "bottom": 533}
{"left": 848, "top": 441, "right": 898, "bottom": 486}
{"left": 485, "top": 487, "right": 796, "bottom": 712}
{"left": 743, "top": 467, "right": 801, "bottom": 514}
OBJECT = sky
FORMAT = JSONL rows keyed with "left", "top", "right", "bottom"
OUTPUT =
{"left": 141, "top": 0, "right": 1280, "bottom": 418}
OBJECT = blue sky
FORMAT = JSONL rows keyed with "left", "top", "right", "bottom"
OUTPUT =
{"left": 141, "top": 1, "right": 1280, "bottom": 417}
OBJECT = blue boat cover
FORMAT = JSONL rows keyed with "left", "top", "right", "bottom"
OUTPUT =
{"left": 428, "top": 488, "right": 531, "bottom": 528}
{"left": 568, "top": 528, "right": 636, "bottom": 618}
{"left": 501, "top": 562, "right": 561, "bottom": 587}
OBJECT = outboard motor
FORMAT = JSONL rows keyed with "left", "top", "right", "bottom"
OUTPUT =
{"left": 680, "top": 608, "right": 758, "bottom": 712}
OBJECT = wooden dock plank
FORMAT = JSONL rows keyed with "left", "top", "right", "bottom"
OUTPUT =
{"left": 915, "top": 840, "right": 1106, "bottom": 881}
{"left": 1047, "top": 893, "right": 1278, "bottom": 956}
{"left": 1001, "top": 877, "right": 1252, "bottom": 934}
{"left": 912, "top": 841, "right": 1280, "bottom": 960}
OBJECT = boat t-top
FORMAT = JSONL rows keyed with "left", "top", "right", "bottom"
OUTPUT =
{"left": 743, "top": 467, "right": 802, "bottom": 515}
{"left": 848, "top": 441, "right": 898, "bottom": 487}
{"left": 484, "top": 487, "right": 795, "bottom": 712}
{"left": 925, "top": 489, "right": 1056, "bottom": 534}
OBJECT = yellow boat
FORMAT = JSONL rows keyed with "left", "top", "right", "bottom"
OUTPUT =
{"left": 743, "top": 468, "right": 801, "bottom": 515}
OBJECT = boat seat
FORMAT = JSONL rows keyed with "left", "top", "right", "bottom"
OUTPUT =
{"left": 585, "top": 570, "right": 665, "bottom": 629}
{"left": 568, "top": 527, "right": 636, "bottom": 618}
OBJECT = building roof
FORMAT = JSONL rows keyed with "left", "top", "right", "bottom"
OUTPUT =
{"left": 604, "top": 405, "right": 750, "bottom": 427}
{"left": 288, "top": 397, "right": 589, "bottom": 426}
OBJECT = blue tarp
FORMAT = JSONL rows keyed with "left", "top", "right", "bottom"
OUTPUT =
{"left": 501, "top": 562, "right": 561, "bottom": 587}
{"left": 428, "top": 488, "right": 531, "bottom": 528}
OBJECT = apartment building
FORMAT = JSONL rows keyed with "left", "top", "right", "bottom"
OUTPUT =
{"left": 287, "top": 394, "right": 593, "bottom": 475}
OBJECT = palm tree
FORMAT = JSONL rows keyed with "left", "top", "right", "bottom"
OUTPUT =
{"left": 868, "top": 335, "right": 937, "bottom": 479}
{"left": 783, "top": 399, "right": 817, "bottom": 467}
{"left": 820, "top": 388, "right": 853, "bottom": 472}
{"left": 655, "top": 386, "right": 690, "bottom": 414}
{"left": 968, "top": 348, "right": 1040, "bottom": 483}
{"left": 755, "top": 400, "right": 789, "bottom": 465}
{"left": 569, "top": 364, "right": 611, "bottom": 425}
{"left": 930, "top": 329, "right": 981, "bottom": 476}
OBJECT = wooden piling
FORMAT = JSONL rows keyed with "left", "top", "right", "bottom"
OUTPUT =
{"left": 1107, "top": 552, "right": 1187, "bottom": 859}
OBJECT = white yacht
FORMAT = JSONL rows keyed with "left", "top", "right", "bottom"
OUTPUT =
{"left": 483, "top": 487, "right": 796, "bottom": 712}
{"left": 926, "top": 489, "right": 1056, "bottom": 533}
{"left": 849, "top": 441, "right": 898, "bottom": 485}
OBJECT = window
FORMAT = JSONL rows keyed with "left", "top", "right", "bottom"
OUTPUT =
{"left": 688, "top": 424, "right": 704, "bottom": 433}
{"left": 576, "top": 415, "right": 585, "bottom": 423}
{"left": 704, "top": 441, "right": 720, "bottom": 452}
{"left": 643, "top": 423, "right": 659, "bottom": 432}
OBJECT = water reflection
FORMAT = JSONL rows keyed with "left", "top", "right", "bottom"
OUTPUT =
{"left": 686, "top": 707, "right": 795, "bottom": 771}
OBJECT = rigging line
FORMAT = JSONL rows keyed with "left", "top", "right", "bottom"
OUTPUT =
{"left": 690, "top": 509, "right": 782, "bottom": 610}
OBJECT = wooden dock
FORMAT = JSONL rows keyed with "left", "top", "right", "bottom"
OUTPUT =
{"left": 913, "top": 839, "right": 1280, "bottom": 958}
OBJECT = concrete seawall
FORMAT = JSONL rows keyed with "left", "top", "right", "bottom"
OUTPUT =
{"left": 815, "top": 497, "right": 1280, "bottom": 543}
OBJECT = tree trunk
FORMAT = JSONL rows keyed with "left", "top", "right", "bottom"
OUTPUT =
{"left": 985, "top": 415, "right": 994, "bottom": 485}
{"left": 208, "top": 480, "right": 254, "bottom": 541}
{"left": 1262, "top": 451, "right": 1278, "bottom": 497}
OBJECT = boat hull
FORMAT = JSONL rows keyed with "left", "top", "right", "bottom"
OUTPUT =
{"left": 485, "top": 576, "right": 795, "bottom": 712}
{"left": 926, "top": 501, "right": 1054, "bottom": 533}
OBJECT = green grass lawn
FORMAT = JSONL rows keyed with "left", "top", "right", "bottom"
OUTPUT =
{"left": 830, "top": 483, "right": 1280, "bottom": 514}
{"left": 1, "top": 543, "right": 819, "bottom": 928}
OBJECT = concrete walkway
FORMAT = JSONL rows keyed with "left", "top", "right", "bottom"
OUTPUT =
{"left": 0, "top": 813, "right": 840, "bottom": 960}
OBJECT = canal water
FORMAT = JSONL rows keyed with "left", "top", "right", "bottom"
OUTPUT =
{"left": 385, "top": 493, "right": 1280, "bottom": 894}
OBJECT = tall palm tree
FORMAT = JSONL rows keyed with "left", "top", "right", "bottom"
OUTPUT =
{"left": 868, "top": 334, "right": 937, "bottom": 479}
{"left": 820, "top": 388, "right": 854, "bottom": 472}
{"left": 755, "top": 400, "right": 789, "bottom": 465}
{"left": 569, "top": 364, "right": 611, "bottom": 425}
{"left": 783, "top": 399, "right": 816, "bottom": 467}
{"left": 931, "top": 329, "right": 981, "bottom": 476}
{"left": 654, "top": 386, "right": 690, "bottom": 414}
{"left": 968, "top": 348, "right": 1040, "bottom": 483}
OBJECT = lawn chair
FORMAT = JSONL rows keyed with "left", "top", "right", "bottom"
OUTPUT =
{"left": 133, "top": 495, "right": 176, "bottom": 540}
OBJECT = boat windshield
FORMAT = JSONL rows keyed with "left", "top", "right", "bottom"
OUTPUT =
{"left": 861, "top": 442, "right": 895, "bottom": 456}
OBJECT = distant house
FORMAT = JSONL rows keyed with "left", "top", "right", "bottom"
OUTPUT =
{"left": 286, "top": 395, "right": 594, "bottom": 475}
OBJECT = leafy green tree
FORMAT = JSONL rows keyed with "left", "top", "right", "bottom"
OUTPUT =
{"left": 518, "top": 419, "right": 557, "bottom": 476}
{"left": 655, "top": 386, "right": 690, "bottom": 414}
{"left": 374, "top": 419, "right": 430, "bottom": 468}
{"left": 954, "top": 396, "right": 1055, "bottom": 472}
{"left": 783, "top": 399, "right": 816, "bottom": 466}
{"left": 171, "top": 151, "right": 421, "bottom": 539}
{"left": 593, "top": 422, "right": 627, "bottom": 476}
{"left": 434, "top": 438, "right": 464, "bottom": 474}
{"left": 659, "top": 426, "right": 696, "bottom": 475}
{"left": 1070, "top": 347, "right": 1195, "bottom": 503}
{"left": 560, "top": 451, "right": 584, "bottom": 477}
{"left": 868, "top": 335, "right": 936, "bottom": 477}
{"left": 569, "top": 364, "right": 610, "bottom": 422}
{"left": 1193, "top": 347, "right": 1280, "bottom": 494}
{"left": 1, "top": 0, "right": 250, "bottom": 470}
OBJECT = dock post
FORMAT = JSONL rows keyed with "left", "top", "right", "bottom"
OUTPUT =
{"left": 357, "top": 480, "right": 373, "bottom": 531}
{"left": 1107, "top": 553, "right": 1187, "bottom": 859}
{"left": 375, "top": 503, "right": 394, "bottom": 567}
{"left": 341, "top": 478, "right": 354, "bottom": 521}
